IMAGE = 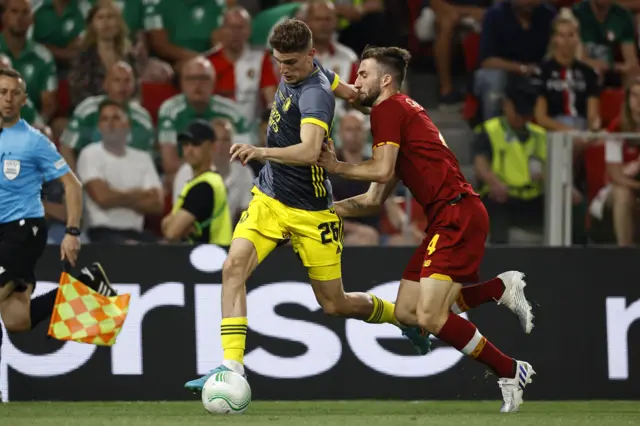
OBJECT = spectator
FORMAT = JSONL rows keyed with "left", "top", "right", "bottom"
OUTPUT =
{"left": 157, "top": 56, "right": 249, "bottom": 185}
{"left": 67, "top": 0, "right": 136, "bottom": 109}
{"left": 61, "top": 61, "right": 154, "bottom": 170}
{"left": 533, "top": 11, "right": 601, "bottom": 132}
{"left": 76, "top": 100, "right": 163, "bottom": 243}
{"left": 473, "top": 75, "right": 547, "bottom": 243}
{"left": 0, "top": 53, "right": 43, "bottom": 125}
{"left": 300, "top": 0, "right": 358, "bottom": 114}
{"left": 0, "top": 0, "right": 57, "bottom": 121}
{"left": 31, "top": 0, "right": 89, "bottom": 71}
{"left": 573, "top": 0, "right": 639, "bottom": 87}
{"left": 206, "top": 6, "right": 277, "bottom": 125}
{"left": 247, "top": 107, "right": 270, "bottom": 177}
{"left": 474, "top": 0, "right": 556, "bottom": 120}
{"left": 329, "top": 110, "right": 381, "bottom": 245}
{"left": 429, "top": 0, "right": 487, "bottom": 108}
{"left": 173, "top": 118, "right": 254, "bottom": 224}
{"left": 162, "top": 120, "right": 233, "bottom": 245}
{"left": 144, "top": 0, "right": 229, "bottom": 65}
{"left": 590, "top": 78, "right": 640, "bottom": 246}
{"left": 249, "top": 1, "right": 301, "bottom": 47}
{"left": 38, "top": 124, "right": 69, "bottom": 244}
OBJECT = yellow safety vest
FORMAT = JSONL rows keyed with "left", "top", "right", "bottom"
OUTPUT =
{"left": 480, "top": 117, "right": 547, "bottom": 201}
{"left": 171, "top": 170, "right": 232, "bottom": 246}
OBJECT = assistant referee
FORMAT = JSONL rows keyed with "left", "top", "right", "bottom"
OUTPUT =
{"left": 0, "top": 68, "right": 84, "bottom": 372}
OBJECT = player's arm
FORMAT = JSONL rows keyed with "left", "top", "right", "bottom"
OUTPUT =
{"left": 333, "top": 143, "right": 398, "bottom": 183}
{"left": 333, "top": 80, "right": 371, "bottom": 115}
{"left": 262, "top": 86, "right": 333, "bottom": 165}
{"left": 334, "top": 177, "right": 400, "bottom": 217}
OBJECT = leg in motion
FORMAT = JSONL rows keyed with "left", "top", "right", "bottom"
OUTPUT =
{"left": 417, "top": 275, "right": 535, "bottom": 413}
{"left": 452, "top": 272, "right": 534, "bottom": 333}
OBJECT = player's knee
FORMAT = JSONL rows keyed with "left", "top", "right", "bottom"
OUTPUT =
{"left": 416, "top": 308, "right": 447, "bottom": 334}
{"left": 222, "top": 255, "right": 248, "bottom": 284}
{"left": 320, "top": 300, "right": 343, "bottom": 316}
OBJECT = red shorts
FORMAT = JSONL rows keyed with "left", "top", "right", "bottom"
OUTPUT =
{"left": 402, "top": 194, "right": 488, "bottom": 284}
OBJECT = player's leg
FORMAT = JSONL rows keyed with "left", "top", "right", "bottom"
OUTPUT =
{"left": 453, "top": 272, "right": 534, "bottom": 333}
{"left": 184, "top": 193, "right": 281, "bottom": 391}
{"left": 291, "top": 208, "right": 430, "bottom": 354}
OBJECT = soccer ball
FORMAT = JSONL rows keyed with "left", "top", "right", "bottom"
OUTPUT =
{"left": 201, "top": 369, "right": 252, "bottom": 415}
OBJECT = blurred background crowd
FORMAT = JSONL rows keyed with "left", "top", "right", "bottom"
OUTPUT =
{"left": 6, "top": 0, "right": 640, "bottom": 247}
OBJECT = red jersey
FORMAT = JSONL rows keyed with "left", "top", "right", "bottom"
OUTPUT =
{"left": 371, "top": 94, "right": 476, "bottom": 223}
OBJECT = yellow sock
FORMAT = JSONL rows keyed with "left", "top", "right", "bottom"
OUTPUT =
{"left": 220, "top": 317, "right": 248, "bottom": 364}
{"left": 366, "top": 294, "right": 400, "bottom": 327}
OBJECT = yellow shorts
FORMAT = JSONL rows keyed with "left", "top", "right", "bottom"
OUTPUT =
{"left": 233, "top": 187, "right": 343, "bottom": 281}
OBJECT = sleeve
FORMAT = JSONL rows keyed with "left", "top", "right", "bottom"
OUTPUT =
{"left": 299, "top": 85, "right": 334, "bottom": 134}
{"left": 471, "top": 130, "right": 494, "bottom": 163}
{"left": 76, "top": 146, "right": 101, "bottom": 183}
{"left": 619, "top": 8, "right": 636, "bottom": 43}
{"left": 181, "top": 182, "right": 214, "bottom": 223}
{"left": 370, "top": 100, "right": 404, "bottom": 149}
{"left": 316, "top": 60, "right": 340, "bottom": 91}
{"left": 259, "top": 51, "right": 278, "bottom": 89}
{"left": 157, "top": 107, "right": 178, "bottom": 144}
{"left": 585, "top": 65, "right": 600, "bottom": 97}
{"left": 143, "top": 0, "right": 164, "bottom": 30}
{"left": 35, "top": 134, "right": 70, "bottom": 182}
{"left": 478, "top": 8, "right": 500, "bottom": 62}
{"left": 141, "top": 153, "right": 162, "bottom": 189}
{"left": 605, "top": 139, "right": 624, "bottom": 164}
{"left": 61, "top": 112, "right": 81, "bottom": 148}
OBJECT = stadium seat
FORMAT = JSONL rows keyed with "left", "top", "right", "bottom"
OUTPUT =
{"left": 57, "top": 79, "right": 71, "bottom": 117}
{"left": 141, "top": 82, "right": 180, "bottom": 123}
{"left": 599, "top": 88, "right": 624, "bottom": 127}
{"left": 583, "top": 142, "right": 607, "bottom": 203}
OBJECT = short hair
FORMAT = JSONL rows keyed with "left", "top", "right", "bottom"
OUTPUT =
{"left": 360, "top": 45, "right": 411, "bottom": 89}
{"left": 0, "top": 68, "right": 25, "bottom": 90}
{"left": 98, "top": 99, "right": 126, "bottom": 116}
{"left": 269, "top": 19, "right": 312, "bottom": 53}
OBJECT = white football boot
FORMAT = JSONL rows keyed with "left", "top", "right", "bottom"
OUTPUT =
{"left": 498, "top": 360, "right": 536, "bottom": 413}
{"left": 496, "top": 271, "right": 534, "bottom": 334}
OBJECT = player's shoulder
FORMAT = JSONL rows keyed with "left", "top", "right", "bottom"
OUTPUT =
{"left": 73, "top": 94, "right": 107, "bottom": 118}
{"left": 158, "top": 93, "right": 187, "bottom": 118}
{"left": 19, "top": 120, "right": 49, "bottom": 145}
{"left": 300, "top": 70, "right": 333, "bottom": 96}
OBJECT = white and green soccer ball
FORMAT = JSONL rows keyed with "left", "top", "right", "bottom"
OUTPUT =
{"left": 201, "top": 369, "right": 252, "bottom": 415}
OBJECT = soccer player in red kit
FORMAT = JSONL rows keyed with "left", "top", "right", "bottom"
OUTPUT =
{"left": 318, "top": 46, "right": 535, "bottom": 413}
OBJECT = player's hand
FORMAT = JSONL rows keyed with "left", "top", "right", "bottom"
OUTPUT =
{"left": 317, "top": 144, "right": 338, "bottom": 172}
{"left": 60, "top": 234, "right": 81, "bottom": 267}
{"left": 230, "top": 144, "right": 264, "bottom": 165}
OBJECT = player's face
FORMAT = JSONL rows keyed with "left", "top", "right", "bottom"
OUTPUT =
{"left": 105, "top": 65, "right": 134, "bottom": 103}
{"left": 3, "top": 0, "right": 32, "bottom": 37}
{"left": 354, "top": 59, "right": 382, "bottom": 107}
{"left": 0, "top": 75, "right": 26, "bottom": 121}
{"left": 182, "top": 62, "right": 215, "bottom": 104}
{"left": 553, "top": 22, "right": 579, "bottom": 57}
{"left": 273, "top": 49, "right": 314, "bottom": 84}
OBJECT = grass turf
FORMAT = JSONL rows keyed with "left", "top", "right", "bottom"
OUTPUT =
{"left": 1, "top": 401, "right": 638, "bottom": 426}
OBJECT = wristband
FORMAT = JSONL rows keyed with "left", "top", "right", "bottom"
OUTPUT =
{"left": 66, "top": 226, "right": 81, "bottom": 236}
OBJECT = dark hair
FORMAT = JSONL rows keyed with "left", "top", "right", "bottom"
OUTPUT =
{"left": 98, "top": 99, "right": 126, "bottom": 116}
{"left": 269, "top": 19, "right": 312, "bottom": 53}
{"left": 360, "top": 45, "right": 411, "bottom": 88}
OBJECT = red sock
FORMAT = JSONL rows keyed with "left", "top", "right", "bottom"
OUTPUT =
{"left": 453, "top": 277, "right": 505, "bottom": 312}
{"left": 437, "top": 312, "right": 514, "bottom": 378}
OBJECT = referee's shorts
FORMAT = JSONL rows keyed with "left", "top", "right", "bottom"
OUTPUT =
{"left": 0, "top": 217, "right": 47, "bottom": 292}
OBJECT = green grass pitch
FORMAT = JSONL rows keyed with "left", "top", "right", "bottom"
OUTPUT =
{"left": 2, "top": 401, "right": 639, "bottom": 426}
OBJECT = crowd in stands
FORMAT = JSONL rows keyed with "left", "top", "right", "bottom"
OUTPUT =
{"left": 2, "top": 0, "right": 638, "bottom": 247}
